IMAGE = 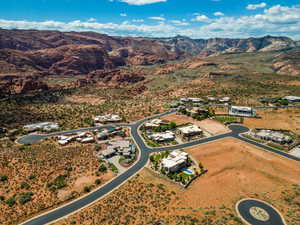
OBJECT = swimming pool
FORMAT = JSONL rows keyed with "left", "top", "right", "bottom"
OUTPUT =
{"left": 183, "top": 168, "right": 194, "bottom": 175}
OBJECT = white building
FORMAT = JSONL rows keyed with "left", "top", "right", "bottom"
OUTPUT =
{"left": 282, "top": 96, "right": 300, "bottom": 103}
{"left": 161, "top": 151, "right": 188, "bottom": 173}
{"left": 147, "top": 131, "right": 175, "bottom": 142}
{"left": 94, "top": 114, "right": 122, "bottom": 123}
{"left": 253, "top": 130, "right": 292, "bottom": 144}
{"left": 188, "top": 98, "right": 204, "bottom": 103}
{"left": 177, "top": 125, "right": 202, "bottom": 140}
{"left": 101, "top": 140, "right": 134, "bottom": 159}
{"left": 229, "top": 106, "right": 256, "bottom": 117}
{"left": 144, "top": 118, "right": 169, "bottom": 129}
{"left": 58, "top": 140, "right": 68, "bottom": 146}
{"left": 23, "top": 122, "right": 59, "bottom": 132}
{"left": 219, "top": 97, "right": 231, "bottom": 103}
{"left": 207, "top": 97, "right": 217, "bottom": 102}
{"left": 180, "top": 97, "right": 204, "bottom": 104}
{"left": 80, "top": 137, "right": 95, "bottom": 143}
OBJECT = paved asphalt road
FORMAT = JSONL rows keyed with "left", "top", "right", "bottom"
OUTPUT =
{"left": 237, "top": 199, "right": 286, "bottom": 225}
{"left": 21, "top": 110, "right": 299, "bottom": 225}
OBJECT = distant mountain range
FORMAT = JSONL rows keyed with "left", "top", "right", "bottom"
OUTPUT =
{"left": 0, "top": 29, "right": 299, "bottom": 97}
{"left": 0, "top": 29, "right": 299, "bottom": 76}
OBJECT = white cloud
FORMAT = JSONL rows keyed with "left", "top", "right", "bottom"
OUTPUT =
{"left": 148, "top": 16, "right": 165, "bottom": 21}
{"left": 119, "top": 0, "right": 166, "bottom": 5}
{"left": 192, "top": 14, "right": 210, "bottom": 22}
{"left": 214, "top": 12, "right": 224, "bottom": 16}
{"left": 247, "top": 2, "right": 267, "bottom": 10}
{"left": 170, "top": 20, "right": 190, "bottom": 26}
{"left": 132, "top": 19, "right": 144, "bottom": 22}
{"left": 87, "top": 18, "right": 97, "bottom": 22}
{"left": 0, "top": 5, "right": 299, "bottom": 40}
{"left": 120, "top": 13, "right": 127, "bottom": 17}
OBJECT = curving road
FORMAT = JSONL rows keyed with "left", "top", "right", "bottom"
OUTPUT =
{"left": 20, "top": 110, "right": 299, "bottom": 225}
{"left": 236, "top": 199, "right": 286, "bottom": 225}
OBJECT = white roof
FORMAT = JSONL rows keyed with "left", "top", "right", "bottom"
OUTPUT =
{"left": 110, "top": 140, "right": 130, "bottom": 148}
{"left": 24, "top": 122, "right": 59, "bottom": 130}
{"left": 102, "top": 148, "right": 116, "bottom": 156}
{"left": 162, "top": 151, "right": 188, "bottom": 169}
{"left": 77, "top": 132, "right": 87, "bottom": 137}
{"left": 231, "top": 106, "right": 253, "bottom": 111}
{"left": 177, "top": 125, "right": 202, "bottom": 134}
{"left": 148, "top": 131, "right": 175, "bottom": 141}
{"left": 81, "top": 137, "right": 94, "bottom": 142}
{"left": 58, "top": 140, "right": 68, "bottom": 145}
{"left": 188, "top": 97, "right": 203, "bottom": 102}
{"left": 58, "top": 135, "right": 69, "bottom": 140}
{"left": 283, "top": 96, "right": 300, "bottom": 101}
{"left": 94, "top": 114, "right": 121, "bottom": 122}
{"left": 219, "top": 97, "right": 231, "bottom": 102}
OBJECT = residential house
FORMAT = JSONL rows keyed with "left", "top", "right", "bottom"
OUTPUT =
{"left": 94, "top": 114, "right": 122, "bottom": 123}
{"left": 80, "top": 136, "right": 95, "bottom": 144}
{"left": 23, "top": 122, "right": 59, "bottom": 132}
{"left": 258, "top": 97, "right": 279, "bottom": 104}
{"left": 187, "top": 107, "right": 208, "bottom": 116}
{"left": 147, "top": 131, "right": 175, "bottom": 142}
{"left": 253, "top": 130, "right": 292, "bottom": 144}
{"left": 144, "top": 119, "right": 169, "bottom": 130}
{"left": 101, "top": 148, "right": 116, "bottom": 158}
{"left": 219, "top": 97, "right": 231, "bottom": 103}
{"left": 282, "top": 96, "right": 300, "bottom": 103}
{"left": 229, "top": 106, "right": 256, "bottom": 117}
{"left": 176, "top": 125, "right": 203, "bottom": 141}
{"left": 161, "top": 151, "right": 188, "bottom": 173}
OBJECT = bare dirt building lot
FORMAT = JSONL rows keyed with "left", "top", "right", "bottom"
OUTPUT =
{"left": 183, "top": 138, "right": 300, "bottom": 207}
{"left": 244, "top": 108, "right": 300, "bottom": 134}
{"left": 161, "top": 114, "right": 229, "bottom": 135}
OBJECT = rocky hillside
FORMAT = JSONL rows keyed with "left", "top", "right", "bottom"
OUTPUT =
{"left": 0, "top": 29, "right": 298, "bottom": 76}
{"left": 273, "top": 48, "right": 300, "bottom": 76}
{"left": 0, "top": 29, "right": 298, "bottom": 96}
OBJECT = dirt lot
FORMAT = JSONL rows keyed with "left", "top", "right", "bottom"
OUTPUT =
{"left": 54, "top": 138, "right": 300, "bottom": 225}
{"left": 244, "top": 108, "right": 300, "bottom": 134}
{"left": 197, "top": 118, "right": 230, "bottom": 135}
{"left": 161, "top": 113, "right": 195, "bottom": 126}
{"left": 183, "top": 138, "right": 300, "bottom": 207}
{"left": 161, "top": 114, "right": 229, "bottom": 135}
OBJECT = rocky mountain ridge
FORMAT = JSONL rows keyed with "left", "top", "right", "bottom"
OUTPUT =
{"left": 0, "top": 29, "right": 299, "bottom": 96}
{"left": 0, "top": 29, "right": 298, "bottom": 75}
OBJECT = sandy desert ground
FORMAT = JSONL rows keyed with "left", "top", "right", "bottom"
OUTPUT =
{"left": 244, "top": 108, "right": 300, "bottom": 134}
{"left": 54, "top": 137, "right": 300, "bottom": 225}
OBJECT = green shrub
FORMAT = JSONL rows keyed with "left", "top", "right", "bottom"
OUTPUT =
{"left": 98, "top": 164, "right": 107, "bottom": 172}
{"left": 83, "top": 118, "right": 94, "bottom": 126}
{"left": 95, "top": 179, "right": 101, "bottom": 185}
{"left": 6, "top": 197, "right": 16, "bottom": 207}
{"left": 0, "top": 195, "right": 4, "bottom": 201}
{"left": 84, "top": 186, "right": 91, "bottom": 193}
{"left": 20, "top": 182, "right": 30, "bottom": 189}
{"left": 109, "top": 163, "right": 118, "bottom": 173}
{"left": 0, "top": 175, "right": 8, "bottom": 182}
{"left": 19, "top": 192, "right": 33, "bottom": 205}
{"left": 118, "top": 156, "right": 125, "bottom": 163}
{"left": 47, "top": 174, "right": 68, "bottom": 191}
{"left": 28, "top": 174, "right": 36, "bottom": 180}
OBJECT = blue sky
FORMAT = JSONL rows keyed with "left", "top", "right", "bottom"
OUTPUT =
{"left": 1, "top": 0, "right": 300, "bottom": 39}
